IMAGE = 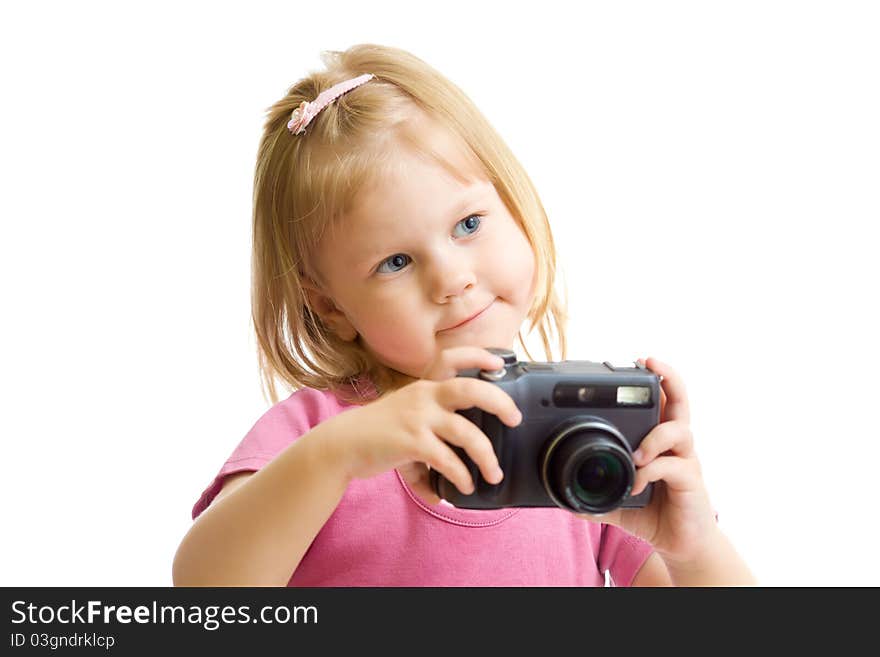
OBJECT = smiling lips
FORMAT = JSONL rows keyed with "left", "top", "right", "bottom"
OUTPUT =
{"left": 441, "top": 300, "right": 494, "bottom": 331}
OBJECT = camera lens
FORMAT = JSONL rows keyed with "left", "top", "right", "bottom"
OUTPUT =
{"left": 573, "top": 452, "right": 628, "bottom": 509}
{"left": 543, "top": 423, "right": 635, "bottom": 514}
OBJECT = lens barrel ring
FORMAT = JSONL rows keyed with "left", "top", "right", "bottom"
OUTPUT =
{"left": 540, "top": 419, "right": 635, "bottom": 514}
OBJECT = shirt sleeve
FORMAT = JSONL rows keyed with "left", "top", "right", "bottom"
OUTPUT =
{"left": 191, "top": 387, "right": 348, "bottom": 520}
{"left": 597, "top": 524, "right": 654, "bottom": 587}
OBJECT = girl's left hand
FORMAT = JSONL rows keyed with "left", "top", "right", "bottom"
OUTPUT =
{"left": 587, "top": 357, "right": 720, "bottom": 565}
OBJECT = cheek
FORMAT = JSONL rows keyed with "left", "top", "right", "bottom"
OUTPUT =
{"left": 352, "top": 293, "right": 434, "bottom": 372}
{"left": 351, "top": 290, "right": 427, "bottom": 340}
{"left": 498, "top": 227, "right": 537, "bottom": 298}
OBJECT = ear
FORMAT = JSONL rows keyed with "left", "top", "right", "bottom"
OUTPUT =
{"left": 300, "top": 277, "right": 359, "bottom": 342}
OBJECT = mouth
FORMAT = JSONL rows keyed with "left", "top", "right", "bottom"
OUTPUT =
{"left": 440, "top": 299, "right": 495, "bottom": 332}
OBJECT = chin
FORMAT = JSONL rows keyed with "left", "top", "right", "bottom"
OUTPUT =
{"left": 439, "top": 332, "right": 516, "bottom": 351}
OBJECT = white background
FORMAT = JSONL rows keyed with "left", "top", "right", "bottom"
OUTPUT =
{"left": 2, "top": 1, "right": 878, "bottom": 586}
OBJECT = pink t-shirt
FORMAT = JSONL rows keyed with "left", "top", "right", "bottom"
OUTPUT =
{"left": 192, "top": 386, "right": 654, "bottom": 586}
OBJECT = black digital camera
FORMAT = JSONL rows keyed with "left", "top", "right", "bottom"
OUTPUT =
{"left": 429, "top": 348, "right": 662, "bottom": 514}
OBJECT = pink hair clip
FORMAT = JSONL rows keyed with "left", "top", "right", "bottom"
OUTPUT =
{"left": 287, "top": 73, "right": 375, "bottom": 135}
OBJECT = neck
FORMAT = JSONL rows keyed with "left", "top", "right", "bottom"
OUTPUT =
{"left": 384, "top": 369, "right": 417, "bottom": 394}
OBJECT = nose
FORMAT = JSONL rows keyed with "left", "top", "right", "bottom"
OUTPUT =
{"left": 428, "top": 251, "right": 477, "bottom": 303}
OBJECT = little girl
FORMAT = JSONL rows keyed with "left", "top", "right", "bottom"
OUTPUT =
{"left": 173, "top": 44, "right": 756, "bottom": 586}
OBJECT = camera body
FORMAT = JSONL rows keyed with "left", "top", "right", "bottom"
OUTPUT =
{"left": 429, "top": 348, "right": 662, "bottom": 514}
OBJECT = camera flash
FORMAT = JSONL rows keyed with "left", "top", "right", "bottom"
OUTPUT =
{"left": 617, "top": 386, "right": 651, "bottom": 406}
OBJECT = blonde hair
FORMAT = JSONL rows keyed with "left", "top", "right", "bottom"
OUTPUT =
{"left": 252, "top": 44, "right": 567, "bottom": 405}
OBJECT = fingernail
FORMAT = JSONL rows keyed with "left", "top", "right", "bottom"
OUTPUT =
{"left": 485, "top": 467, "right": 503, "bottom": 484}
{"left": 633, "top": 449, "right": 644, "bottom": 463}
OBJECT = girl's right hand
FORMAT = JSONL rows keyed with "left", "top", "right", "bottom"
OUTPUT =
{"left": 325, "top": 347, "right": 523, "bottom": 499}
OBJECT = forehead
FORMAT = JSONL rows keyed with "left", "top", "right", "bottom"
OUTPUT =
{"left": 343, "top": 112, "right": 488, "bottom": 229}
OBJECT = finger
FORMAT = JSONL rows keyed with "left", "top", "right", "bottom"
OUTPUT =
{"left": 631, "top": 455, "right": 701, "bottom": 496}
{"left": 433, "top": 411, "right": 504, "bottom": 484}
{"left": 419, "top": 436, "right": 475, "bottom": 496}
{"left": 639, "top": 357, "right": 689, "bottom": 424}
{"left": 422, "top": 347, "right": 506, "bottom": 381}
{"left": 633, "top": 420, "right": 694, "bottom": 465}
{"left": 437, "top": 377, "right": 523, "bottom": 428}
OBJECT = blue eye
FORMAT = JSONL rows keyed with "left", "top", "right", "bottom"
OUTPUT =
{"left": 376, "top": 253, "right": 411, "bottom": 274}
{"left": 453, "top": 214, "right": 482, "bottom": 237}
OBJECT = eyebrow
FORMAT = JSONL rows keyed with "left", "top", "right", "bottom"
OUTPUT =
{"left": 352, "top": 188, "right": 488, "bottom": 268}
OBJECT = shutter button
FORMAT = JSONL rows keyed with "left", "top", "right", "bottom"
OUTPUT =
{"left": 480, "top": 348, "right": 517, "bottom": 381}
